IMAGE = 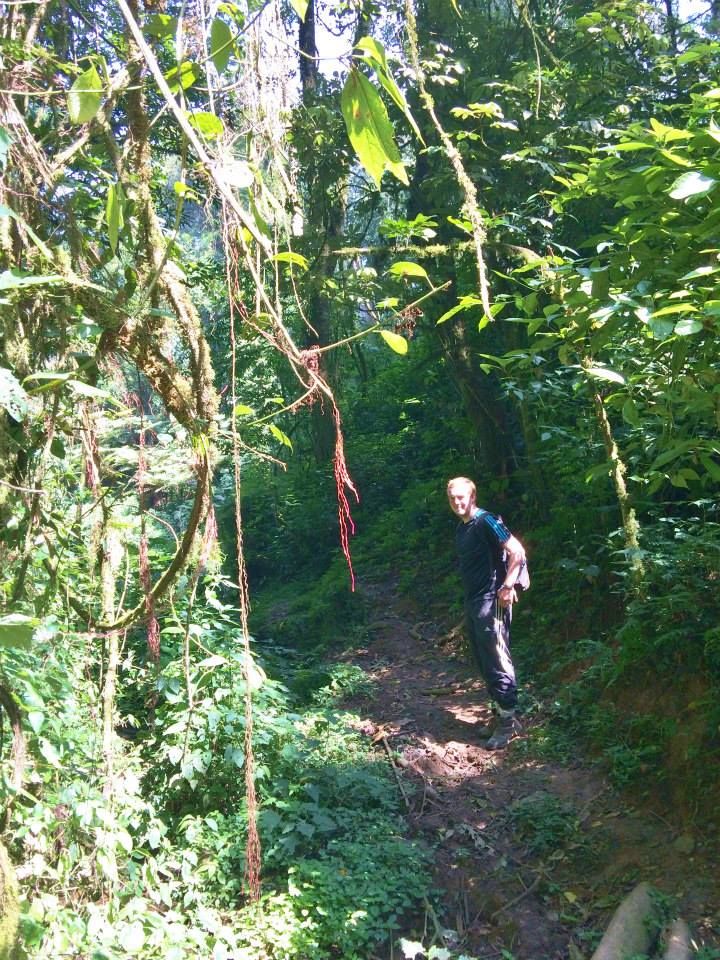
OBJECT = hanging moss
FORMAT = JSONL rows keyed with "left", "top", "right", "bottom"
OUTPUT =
{"left": 0, "top": 842, "right": 19, "bottom": 960}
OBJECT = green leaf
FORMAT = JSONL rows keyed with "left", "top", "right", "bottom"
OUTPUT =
{"left": 356, "top": 37, "right": 424, "bottom": 144}
{"left": 0, "top": 270, "right": 63, "bottom": 290}
{"left": 50, "top": 436, "right": 66, "bottom": 459}
{"left": 622, "top": 398, "right": 641, "bottom": 427}
{"left": 436, "top": 294, "right": 483, "bottom": 324}
{"left": 234, "top": 403, "right": 255, "bottom": 416}
{"left": 186, "top": 111, "right": 224, "bottom": 140}
{"left": 145, "top": 13, "right": 177, "bottom": 38}
{"left": 68, "top": 65, "right": 103, "bottom": 124}
{"left": 165, "top": 61, "right": 201, "bottom": 94}
{"left": 647, "top": 316, "right": 675, "bottom": 339}
{"left": 210, "top": 18, "right": 234, "bottom": 72}
{"left": 669, "top": 171, "right": 717, "bottom": 200}
{"left": 387, "top": 261, "right": 429, "bottom": 282}
{"left": 0, "top": 367, "right": 29, "bottom": 422}
{"left": 680, "top": 264, "right": 719, "bottom": 281}
{"left": 584, "top": 365, "right": 625, "bottom": 384}
{"left": 651, "top": 303, "right": 697, "bottom": 317}
{"left": 39, "top": 738, "right": 61, "bottom": 767}
{"left": 269, "top": 424, "right": 293, "bottom": 450}
{"left": 106, "top": 182, "right": 124, "bottom": 254}
{"left": 379, "top": 330, "right": 408, "bottom": 354}
{"left": 28, "top": 711, "right": 44, "bottom": 734}
{"left": 290, "top": 0, "right": 308, "bottom": 19}
{"left": 0, "top": 615, "right": 35, "bottom": 649}
{"left": 674, "top": 318, "right": 703, "bottom": 336}
{"left": 271, "top": 251, "right": 309, "bottom": 270}
{"left": 341, "top": 68, "right": 408, "bottom": 189}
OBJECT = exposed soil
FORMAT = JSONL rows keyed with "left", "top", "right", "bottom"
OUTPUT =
{"left": 337, "top": 578, "right": 720, "bottom": 960}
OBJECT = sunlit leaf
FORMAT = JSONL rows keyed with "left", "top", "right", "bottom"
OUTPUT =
{"left": 272, "top": 251, "right": 309, "bottom": 270}
{"left": 145, "top": 13, "right": 177, "bottom": 38}
{"left": 651, "top": 303, "right": 697, "bottom": 317}
{"left": 379, "top": 330, "right": 408, "bottom": 354}
{"left": 106, "top": 181, "right": 124, "bottom": 254}
{"left": 234, "top": 403, "right": 255, "bottom": 416}
{"left": 341, "top": 68, "right": 408, "bottom": 189}
{"left": 68, "top": 65, "right": 102, "bottom": 124}
{"left": 387, "top": 261, "right": 429, "bottom": 282}
{"left": 584, "top": 365, "right": 625, "bottom": 384}
{"left": 290, "top": 0, "right": 309, "bottom": 20}
{"left": 186, "top": 111, "right": 224, "bottom": 140}
{"left": 669, "top": 171, "right": 717, "bottom": 200}
{"left": 210, "top": 18, "right": 234, "bottom": 72}
{"left": 674, "top": 318, "right": 703, "bottom": 336}
{"left": 165, "top": 61, "right": 201, "bottom": 93}
{"left": 436, "top": 294, "right": 483, "bottom": 324}
{"left": 269, "top": 423, "right": 293, "bottom": 449}
{"left": 356, "top": 37, "right": 425, "bottom": 144}
{"left": 680, "top": 264, "right": 719, "bottom": 281}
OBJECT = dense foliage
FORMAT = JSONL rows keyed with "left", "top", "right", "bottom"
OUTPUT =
{"left": 1, "top": 0, "right": 719, "bottom": 955}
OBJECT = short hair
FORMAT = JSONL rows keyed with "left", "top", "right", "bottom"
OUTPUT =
{"left": 447, "top": 476, "right": 476, "bottom": 497}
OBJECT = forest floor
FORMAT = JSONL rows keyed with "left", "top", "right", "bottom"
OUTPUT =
{"left": 335, "top": 578, "right": 720, "bottom": 960}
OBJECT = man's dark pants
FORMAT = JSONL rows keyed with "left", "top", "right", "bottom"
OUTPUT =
{"left": 465, "top": 592, "right": 518, "bottom": 711}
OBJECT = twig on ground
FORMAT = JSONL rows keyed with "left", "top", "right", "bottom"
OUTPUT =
{"left": 490, "top": 874, "right": 541, "bottom": 920}
{"left": 381, "top": 735, "right": 412, "bottom": 810}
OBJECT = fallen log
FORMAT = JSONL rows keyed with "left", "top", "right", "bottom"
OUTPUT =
{"left": 590, "top": 882, "right": 656, "bottom": 960}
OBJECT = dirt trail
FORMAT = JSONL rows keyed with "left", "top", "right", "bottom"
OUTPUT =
{"left": 339, "top": 579, "right": 720, "bottom": 960}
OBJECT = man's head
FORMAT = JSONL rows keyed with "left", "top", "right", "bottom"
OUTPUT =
{"left": 447, "top": 477, "right": 477, "bottom": 522}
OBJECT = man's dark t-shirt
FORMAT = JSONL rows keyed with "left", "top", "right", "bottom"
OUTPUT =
{"left": 455, "top": 509, "right": 511, "bottom": 600}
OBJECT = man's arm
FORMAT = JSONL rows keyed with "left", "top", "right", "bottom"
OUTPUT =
{"left": 498, "top": 535, "right": 526, "bottom": 606}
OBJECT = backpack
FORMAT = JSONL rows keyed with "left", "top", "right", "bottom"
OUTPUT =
{"left": 478, "top": 510, "right": 530, "bottom": 592}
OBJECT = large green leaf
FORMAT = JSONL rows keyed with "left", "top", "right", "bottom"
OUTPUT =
{"left": 0, "top": 615, "right": 35, "bottom": 649}
{"left": 355, "top": 37, "right": 424, "bottom": 144}
{"left": 145, "top": 13, "right": 177, "bottom": 38}
{"left": 68, "top": 65, "right": 103, "bottom": 124}
{"left": 165, "top": 61, "right": 201, "bottom": 94}
{"left": 387, "top": 261, "right": 429, "bottom": 282}
{"left": 186, "top": 111, "right": 225, "bottom": 140}
{"left": 106, "top": 182, "right": 125, "bottom": 254}
{"left": 210, "top": 18, "right": 234, "bottom": 72}
{"left": 272, "top": 251, "right": 309, "bottom": 270}
{"left": 341, "top": 68, "right": 408, "bottom": 189}
{"left": 379, "top": 330, "right": 408, "bottom": 355}
{"left": 669, "top": 171, "right": 717, "bottom": 200}
{"left": 269, "top": 424, "right": 293, "bottom": 450}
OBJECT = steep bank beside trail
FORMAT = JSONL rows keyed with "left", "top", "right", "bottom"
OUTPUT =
{"left": 337, "top": 579, "right": 720, "bottom": 960}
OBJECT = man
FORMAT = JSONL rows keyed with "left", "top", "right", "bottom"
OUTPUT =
{"left": 447, "top": 476, "right": 526, "bottom": 749}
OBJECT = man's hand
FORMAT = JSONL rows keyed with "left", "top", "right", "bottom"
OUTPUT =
{"left": 498, "top": 584, "right": 517, "bottom": 607}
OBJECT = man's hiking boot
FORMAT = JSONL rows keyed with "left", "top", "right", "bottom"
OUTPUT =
{"left": 485, "top": 713, "right": 520, "bottom": 750}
